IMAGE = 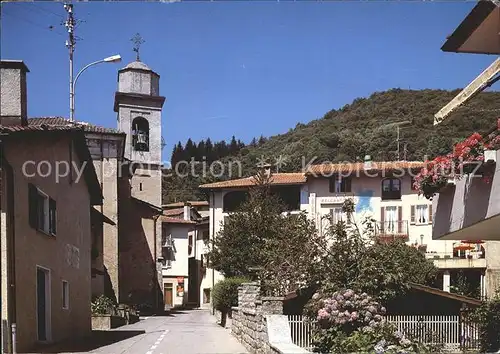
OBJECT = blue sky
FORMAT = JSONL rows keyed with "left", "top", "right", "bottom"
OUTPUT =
{"left": 1, "top": 1, "right": 495, "bottom": 162}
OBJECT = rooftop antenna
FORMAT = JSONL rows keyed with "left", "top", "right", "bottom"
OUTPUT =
{"left": 379, "top": 120, "right": 412, "bottom": 161}
{"left": 64, "top": 3, "right": 76, "bottom": 121}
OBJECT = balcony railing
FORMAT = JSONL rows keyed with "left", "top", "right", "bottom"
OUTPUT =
{"left": 374, "top": 220, "right": 409, "bottom": 241}
{"left": 425, "top": 251, "right": 485, "bottom": 260}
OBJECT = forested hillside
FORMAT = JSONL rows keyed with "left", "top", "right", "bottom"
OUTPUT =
{"left": 162, "top": 88, "right": 500, "bottom": 203}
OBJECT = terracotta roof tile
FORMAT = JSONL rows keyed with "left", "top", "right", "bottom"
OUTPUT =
{"left": 0, "top": 123, "right": 81, "bottom": 133}
{"left": 199, "top": 173, "right": 307, "bottom": 189}
{"left": 161, "top": 216, "right": 196, "bottom": 225}
{"left": 163, "top": 208, "right": 184, "bottom": 216}
{"left": 306, "top": 161, "right": 425, "bottom": 176}
{"left": 199, "top": 162, "right": 425, "bottom": 190}
{"left": 28, "top": 117, "right": 124, "bottom": 135}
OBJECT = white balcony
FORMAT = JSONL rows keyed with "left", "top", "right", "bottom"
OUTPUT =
{"left": 432, "top": 149, "right": 500, "bottom": 240}
{"left": 425, "top": 252, "right": 486, "bottom": 269}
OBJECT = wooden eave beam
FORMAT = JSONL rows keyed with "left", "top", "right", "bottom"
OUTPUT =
{"left": 434, "top": 57, "right": 500, "bottom": 125}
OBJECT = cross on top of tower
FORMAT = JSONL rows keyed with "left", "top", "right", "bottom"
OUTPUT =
{"left": 131, "top": 33, "right": 145, "bottom": 61}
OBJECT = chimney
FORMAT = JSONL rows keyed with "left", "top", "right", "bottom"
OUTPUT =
{"left": 0, "top": 60, "right": 30, "bottom": 126}
{"left": 363, "top": 155, "right": 372, "bottom": 170}
{"left": 183, "top": 202, "right": 191, "bottom": 221}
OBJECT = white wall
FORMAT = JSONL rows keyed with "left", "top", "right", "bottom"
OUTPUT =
{"left": 202, "top": 173, "right": 456, "bottom": 300}
{"left": 162, "top": 224, "right": 192, "bottom": 306}
{"left": 306, "top": 174, "right": 452, "bottom": 254}
{"left": 200, "top": 191, "right": 225, "bottom": 307}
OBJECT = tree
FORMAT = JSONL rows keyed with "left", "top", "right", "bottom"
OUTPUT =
{"left": 355, "top": 240, "right": 438, "bottom": 302}
{"left": 170, "top": 141, "right": 184, "bottom": 167}
{"left": 184, "top": 138, "right": 196, "bottom": 159}
{"left": 303, "top": 200, "right": 438, "bottom": 304}
{"left": 205, "top": 138, "right": 214, "bottom": 162}
{"left": 229, "top": 135, "right": 239, "bottom": 154}
{"left": 208, "top": 169, "right": 324, "bottom": 294}
{"left": 196, "top": 139, "right": 206, "bottom": 161}
{"left": 208, "top": 170, "right": 284, "bottom": 278}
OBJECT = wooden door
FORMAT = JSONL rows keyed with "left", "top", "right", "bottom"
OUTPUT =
{"left": 164, "top": 283, "right": 173, "bottom": 307}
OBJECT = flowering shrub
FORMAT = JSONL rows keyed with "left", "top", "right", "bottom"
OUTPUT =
{"left": 310, "top": 289, "right": 437, "bottom": 353}
{"left": 316, "top": 289, "right": 386, "bottom": 334}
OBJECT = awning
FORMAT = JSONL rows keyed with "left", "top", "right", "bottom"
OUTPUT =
{"left": 442, "top": 0, "right": 500, "bottom": 54}
{"left": 436, "top": 213, "right": 500, "bottom": 241}
{"left": 453, "top": 243, "right": 475, "bottom": 251}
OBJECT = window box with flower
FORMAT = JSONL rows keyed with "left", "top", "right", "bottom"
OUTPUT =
{"left": 414, "top": 131, "right": 499, "bottom": 200}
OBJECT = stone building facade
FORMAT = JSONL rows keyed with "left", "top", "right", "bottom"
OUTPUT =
{"left": 26, "top": 58, "right": 166, "bottom": 310}
{"left": 1, "top": 61, "right": 102, "bottom": 352}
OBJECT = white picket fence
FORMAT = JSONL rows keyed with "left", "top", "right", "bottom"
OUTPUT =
{"left": 287, "top": 315, "right": 480, "bottom": 352}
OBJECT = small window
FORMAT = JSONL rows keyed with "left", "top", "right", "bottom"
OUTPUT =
{"left": 139, "top": 183, "right": 143, "bottom": 191}
{"left": 329, "top": 176, "right": 352, "bottom": 194}
{"left": 381, "top": 178, "right": 401, "bottom": 200}
{"left": 62, "top": 281, "right": 69, "bottom": 309}
{"left": 29, "top": 184, "right": 56, "bottom": 235}
{"left": 411, "top": 204, "right": 432, "bottom": 225}
{"left": 188, "top": 234, "right": 193, "bottom": 256}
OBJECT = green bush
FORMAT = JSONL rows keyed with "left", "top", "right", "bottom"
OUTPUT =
{"left": 472, "top": 298, "right": 500, "bottom": 352}
{"left": 91, "top": 295, "right": 116, "bottom": 315}
{"left": 212, "top": 277, "right": 249, "bottom": 313}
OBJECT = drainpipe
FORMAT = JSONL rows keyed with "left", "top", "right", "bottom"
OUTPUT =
{"left": 1, "top": 141, "right": 17, "bottom": 354}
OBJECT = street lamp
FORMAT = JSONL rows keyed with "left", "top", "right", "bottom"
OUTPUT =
{"left": 70, "top": 54, "right": 122, "bottom": 121}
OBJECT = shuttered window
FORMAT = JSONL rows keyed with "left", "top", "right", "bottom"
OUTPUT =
{"left": 28, "top": 184, "right": 56, "bottom": 235}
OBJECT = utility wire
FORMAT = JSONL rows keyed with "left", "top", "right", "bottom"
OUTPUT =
{"left": 2, "top": 8, "right": 65, "bottom": 36}
{"left": 27, "top": 2, "right": 65, "bottom": 19}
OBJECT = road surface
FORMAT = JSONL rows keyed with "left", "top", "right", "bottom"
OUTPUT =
{"left": 41, "top": 309, "right": 248, "bottom": 354}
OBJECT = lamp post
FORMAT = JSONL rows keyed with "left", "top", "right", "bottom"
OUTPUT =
{"left": 70, "top": 54, "right": 121, "bottom": 121}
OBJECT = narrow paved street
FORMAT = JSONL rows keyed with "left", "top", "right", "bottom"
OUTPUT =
{"left": 83, "top": 310, "right": 247, "bottom": 354}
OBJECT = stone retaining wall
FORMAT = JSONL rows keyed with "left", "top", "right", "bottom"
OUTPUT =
{"left": 230, "top": 282, "right": 283, "bottom": 354}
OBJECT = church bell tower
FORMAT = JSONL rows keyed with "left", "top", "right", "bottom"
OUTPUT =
{"left": 114, "top": 35, "right": 165, "bottom": 207}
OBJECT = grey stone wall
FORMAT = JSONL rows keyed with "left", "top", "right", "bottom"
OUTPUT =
{"left": 231, "top": 283, "right": 283, "bottom": 354}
